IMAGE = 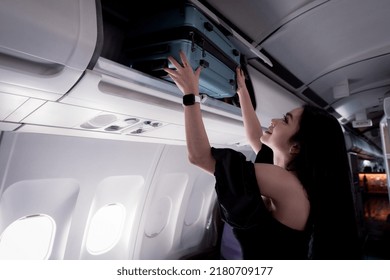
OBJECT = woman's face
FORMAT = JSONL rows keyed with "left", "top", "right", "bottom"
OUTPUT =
{"left": 261, "top": 107, "right": 303, "bottom": 154}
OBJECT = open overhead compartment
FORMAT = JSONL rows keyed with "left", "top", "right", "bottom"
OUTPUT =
{"left": 54, "top": 0, "right": 251, "bottom": 145}
{"left": 345, "top": 132, "right": 383, "bottom": 159}
{"left": 1, "top": 0, "right": 305, "bottom": 146}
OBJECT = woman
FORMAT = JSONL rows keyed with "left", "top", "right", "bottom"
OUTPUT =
{"left": 164, "top": 51, "right": 361, "bottom": 259}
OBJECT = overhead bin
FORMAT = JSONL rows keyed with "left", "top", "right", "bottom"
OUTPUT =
{"left": 94, "top": 0, "right": 246, "bottom": 112}
{"left": 55, "top": 0, "right": 250, "bottom": 144}
{"left": 1, "top": 0, "right": 302, "bottom": 146}
{"left": 345, "top": 132, "right": 382, "bottom": 159}
{"left": 0, "top": 0, "right": 98, "bottom": 100}
{"left": 58, "top": 58, "right": 247, "bottom": 145}
{"left": 56, "top": 0, "right": 303, "bottom": 145}
{"left": 62, "top": 58, "right": 242, "bottom": 121}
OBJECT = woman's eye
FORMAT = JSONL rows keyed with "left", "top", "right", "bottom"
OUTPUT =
{"left": 283, "top": 114, "right": 288, "bottom": 123}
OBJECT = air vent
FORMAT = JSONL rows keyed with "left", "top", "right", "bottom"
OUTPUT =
{"left": 123, "top": 120, "right": 164, "bottom": 135}
{"left": 78, "top": 113, "right": 166, "bottom": 136}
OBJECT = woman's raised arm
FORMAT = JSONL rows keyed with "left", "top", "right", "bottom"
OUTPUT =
{"left": 236, "top": 67, "right": 263, "bottom": 154}
{"left": 164, "top": 51, "right": 215, "bottom": 174}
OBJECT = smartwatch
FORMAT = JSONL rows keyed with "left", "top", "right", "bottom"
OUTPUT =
{"left": 183, "top": 94, "right": 201, "bottom": 106}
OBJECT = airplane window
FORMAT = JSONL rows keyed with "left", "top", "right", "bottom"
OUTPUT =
{"left": 0, "top": 214, "right": 56, "bottom": 260}
{"left": 85, "top": 203, "right": 126, "bottom": 255}
{"left": 144, "top": 196, "right": 172, "bottom": 238}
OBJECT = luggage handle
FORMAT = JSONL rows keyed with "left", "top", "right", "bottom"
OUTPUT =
{"left": 189, "top": 31, "right": 207, "bottom": 59}
{"left": 199, "top": 59, "right": 209, "bottom": 68}
{"left": 204, "top": 22, "right": 214, "bottom": 32}
{"left": 187, "top": 30, "right": 239, "bottom": 71}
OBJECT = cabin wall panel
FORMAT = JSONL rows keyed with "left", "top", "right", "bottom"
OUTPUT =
{"left": 0, "top": 132, "right": 163, "bottom": 259}
{"left": 134, "top": 145, "right": 217, "bottom": 260}
{"left": 0, "top": 131, "right": 221, "bottom": 259}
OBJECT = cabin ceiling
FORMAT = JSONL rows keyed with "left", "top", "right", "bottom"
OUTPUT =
{"left": 199, "top": 0, "right": 390, "bottom": 151}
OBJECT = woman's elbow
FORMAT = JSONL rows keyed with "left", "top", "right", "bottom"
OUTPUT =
{"left": 188, "top": 154, "right": 202, "bottom": 166}
{"left": 187, "top": 154, "right": 215, "bottom": 174}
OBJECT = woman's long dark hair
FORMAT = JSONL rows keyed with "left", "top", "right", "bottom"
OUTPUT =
{"left": 287, "top": 104, "right": 361, "bottom": 259}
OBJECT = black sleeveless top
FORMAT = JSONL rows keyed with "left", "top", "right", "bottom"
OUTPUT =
{"left": 211, "top": 146, "right": 311, "bottom": 259}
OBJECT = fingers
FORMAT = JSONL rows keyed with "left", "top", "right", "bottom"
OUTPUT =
{"left": 179, "top": 50, "right": 190, "bottom": 67}
{"left": 236, "top": 66, "right": 244, "bottom": 77}
{"left": 164, "top": 55, "right": 183, "bottom": 79}
{"left": 164, "top": 69, "right": 179, "bottom": 83}
{"left": 167, "top": 55, "right": 182, "bottom": 70}
{"left": 164, "top": 51, "right": 203, "bottom": 79}
{"left": 194, "top": 66, "right": 202, "bottom": 79}
{"left": 165, "top": 51, "right": 201, "bottom": 75}
{"left": 163, "top": 67, "right": 177, "bottom": 75}
{"left": 167, "top": 50, "right": 190, "bottom": 70}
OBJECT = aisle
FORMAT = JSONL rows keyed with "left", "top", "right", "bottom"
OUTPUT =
{"left": 362, "top": 194, "right": 390, "bottom": 259}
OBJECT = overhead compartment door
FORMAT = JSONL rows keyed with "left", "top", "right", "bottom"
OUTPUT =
{"left": 0, "top": 0, "right": 98, "bottom": 100}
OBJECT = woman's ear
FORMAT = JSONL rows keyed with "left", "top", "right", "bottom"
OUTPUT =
{"left": 289, "top": 143, "right": 300, "bottom": 155}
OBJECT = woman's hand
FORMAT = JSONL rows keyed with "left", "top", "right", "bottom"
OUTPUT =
{"left": 236, "top": 66, "right": 249, "bottom": 96}
{"left": 164, "top": 50, "right": 202, "bottom": 95}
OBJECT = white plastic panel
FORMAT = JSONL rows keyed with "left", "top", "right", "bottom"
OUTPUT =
{"left": 0, "top": 92, "right": 28, "bottom": 120}
{"left": 0, "top": 131, "right": 165, "bottom": 259}
{"left": 134, "top": 145, "right": 217, "bottom": 260}
{"left": 180, "top": 176, "right": 217, "bottom": 249}
{"left": 60, "top": 67, "right": 246, "bottom": 145}
{"left": 22, "top": 102, "right": 103, "bottom": 128}
{"left": 144, "top": 196, "right": 172, "bottom": 238}
{"left": 5, "top": 99, "right": 46, "bottom": 123}
{"left": 0, "top": 130, "right": 228, "bottom": 259}
{"left": 62, "top": 69, "right": 198, "bottom": 124}
{"left": 138, "top": 173, "right": 188, "bottom": 259}
{"left": 0, "top": 122, "right": 21, "bottom": 131}
{"left": 261, "top": 0, "right": 390, "bottom": 84}
{"left": 0, "top": 0, "right": 98, "bottom": 97}
{"left": 201, "top": 0, "right": 324, "bottom": 45}
{"left": 80, "top": 176, "right": 148, "bottom": 259}
{"left": 0, "top": 178, "right": 80, "bottom": 260}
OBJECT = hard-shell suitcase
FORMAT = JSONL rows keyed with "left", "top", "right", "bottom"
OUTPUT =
{"left": 125, "top": 1, "right": 240, "bottom": 99}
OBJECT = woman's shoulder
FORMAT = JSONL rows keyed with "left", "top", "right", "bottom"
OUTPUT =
{"left": 253, "top": 162, "right": 301, "bottom": 194}
{"left": 254, "top": 164, "right": 310, "bottom": 231}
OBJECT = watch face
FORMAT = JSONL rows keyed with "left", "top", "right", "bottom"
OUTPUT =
{"left": 183, "top": 94, "right": 195, "bottom": 106}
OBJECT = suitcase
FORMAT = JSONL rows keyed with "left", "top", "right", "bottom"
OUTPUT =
{"left": 125, "top": 1, "right": 240, "bottom": 99}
